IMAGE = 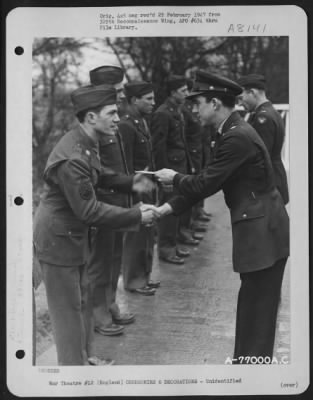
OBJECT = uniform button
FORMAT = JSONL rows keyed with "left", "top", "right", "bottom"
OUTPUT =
{"left": 141, "top": 139, "right": 144, "bottom": 143}
{"left": 68, "top": 231, "right": 72, "bottom": 235}
{"left": 109, "top": 139, "right": 113, "bottom": 143}
{"left": 110, "top": 189, "right": 114, "bottom": 193}
{"left": 242, "top": 214, "right": 247, "bottom": 218}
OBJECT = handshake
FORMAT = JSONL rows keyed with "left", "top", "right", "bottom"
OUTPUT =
{"left": 139, "top": 203, "right": 173, "bottom": 226}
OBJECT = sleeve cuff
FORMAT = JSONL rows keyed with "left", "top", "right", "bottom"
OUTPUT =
{"left": 173, "top": 173, "right": 185, "bottom": 188}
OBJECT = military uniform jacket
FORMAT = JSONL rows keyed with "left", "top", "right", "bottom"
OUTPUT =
{"left": 33, "top": 125, "right": 141, "bottom": 266}
{"left": 169, "top": 112, "right": 289, "bottom": 273}
{"left": 151, "top": 98, "right": 193, "bottom": 174}
{"left": 96, "top": 130, "right": 133, "bottom": 207}
{"left": 118, "top": 107, "right": 155, "bottom": 172}
{"left": 182, "top": 101, "right": 202, "bottom": 173}
{"left": 248, "top": 101, "right": 289, "bottom": 204}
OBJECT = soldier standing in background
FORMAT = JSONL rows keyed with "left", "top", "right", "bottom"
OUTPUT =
{"left": 33, "top": 85, "right": 157, "bottom": 365}
{"left": 237, "top": 74, "right": 289, "bottom": 205}
{"left": 180, "top": 79, "right": 209, "bottom": 242}
{"left": 87, "top": 66, "right": 154, "bottom": 336}
{"left": 151, "top": 75, "right": 193, "bottom": 264}
{"left": 119, "top": 81, "right": 160, "bottom": 295}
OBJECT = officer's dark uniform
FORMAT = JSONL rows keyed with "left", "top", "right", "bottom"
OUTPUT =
{"left": 238, "top": 74, "right": 289, "bottom": 205}
{"left": 151, "top": 76, "right": 193, "bottom": 261}
{"left": 33, "top": 86, "right": 141, "bottom": 365}
{"left": 167, "top": 71, "right": 289, "bottom": 362}
{"left": 118, "top": 81, "right": 156, "bottom": 291}
{"left": 87, "top": 66, "right": 135, "bottom": 333}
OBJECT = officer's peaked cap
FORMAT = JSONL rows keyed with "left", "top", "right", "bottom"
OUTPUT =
{"left": 237, "top": 74, "right": 266, "bottom": 90}
{"left": 89, "top": 65, "right": 124, "bottom": 85}
{"left": 187, "top": 70, "right": 243, "bottom": 99}
{"left": 167, "top": 75, "right": 187, "bottom": 92}
{"left": 124, "top": 81, "right": 154, "bottom": 98}
{"left": 71, "top": 84, "right": 117, "bottom": 114}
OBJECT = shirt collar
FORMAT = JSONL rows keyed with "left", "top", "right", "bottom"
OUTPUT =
{"left": 217, "top": 117, "right": 228, "bottom": 135}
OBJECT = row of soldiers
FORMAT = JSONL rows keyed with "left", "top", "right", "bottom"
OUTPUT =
{"left": 33, "top": 65, "right": 288, "bottom": 366}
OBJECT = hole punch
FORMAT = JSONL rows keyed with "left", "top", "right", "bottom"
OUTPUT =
{"left": 14, "top": 196, "right": 24, "bottom": 206}
{"left": 15, "top": 46, "right": 24, "bottom": 55}
{"left": 15, "top": 350, "right": 25, "bottom": 359}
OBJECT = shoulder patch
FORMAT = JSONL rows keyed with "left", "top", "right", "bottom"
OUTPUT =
{"left": 257, "top": 115, "right": 267, "bottom": 124}
{"left": 79, "top": 182, "right": 93, "bottom": 200}
{"left": 72, "top": 143, "right": 83, "bottom": 154}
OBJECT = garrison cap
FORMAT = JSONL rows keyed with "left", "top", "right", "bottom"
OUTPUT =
{"left": 187, "top": 70, "right": 243, "bottom": 99}
{"left": 89, "top": 65, "right": 124, "bottom": 85}
{"left": 71, "top": 84, "right": 117, "bottom": 114}
{"left": 167, "top": 75, "right": 187, "bottom": 92}
{"left": 237, "top": 74, "right": 266, "bottom": 90}
{"left": 124, "top": 80, "right": 154, "bottom": 98}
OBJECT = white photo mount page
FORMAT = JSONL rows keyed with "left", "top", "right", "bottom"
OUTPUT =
{"left": 6, "top": 5, "right": 309, "bottom": 397}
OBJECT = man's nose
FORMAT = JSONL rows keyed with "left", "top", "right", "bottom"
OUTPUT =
{"left": 114, "top": 113, "right": 120, "bottom": 123}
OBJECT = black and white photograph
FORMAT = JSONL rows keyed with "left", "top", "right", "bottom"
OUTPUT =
{"left": 6, "top": 5, "right": 309, "bottom": 397}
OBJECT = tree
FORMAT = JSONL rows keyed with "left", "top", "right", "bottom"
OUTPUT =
{"left": 32, "top": 38, "right": 86, "bottom": 207}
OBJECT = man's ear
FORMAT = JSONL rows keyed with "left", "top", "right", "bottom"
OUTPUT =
{"left": 85, "top": 111, "right": 97, "bottom": 125}
{"left": 211, "top": 97, "right": 222, "bottom": 110}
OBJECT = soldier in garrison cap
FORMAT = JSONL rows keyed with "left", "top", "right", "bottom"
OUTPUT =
{"left": 33, "top": 85, "right": 158, "bottom": 366}
{"left": 155, "top": 70, "right": 289, "bottom": 363}
{"left": 119, "top": 80, "right": 160, "bottom": 295}
{"left": 181, "top": 79, "right": 211, "bottom": 243}
{"left": 151, "top": 75, "right": 195, "bottom": 264}
{"left": 90, "top": 64, "right": 126, "bottom": 111}
{"left": 237, "top": 74, "right": 289, "bottom": 204}
{"left": 87, "top": 66, "right": 155, "bottom": 335}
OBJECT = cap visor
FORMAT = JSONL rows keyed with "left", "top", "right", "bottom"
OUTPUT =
{"left": 186, "top": 90, "right": 207, "bottom": 100}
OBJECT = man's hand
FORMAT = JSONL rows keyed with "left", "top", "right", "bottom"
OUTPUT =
{"left": 155, "top": 169, "right": 177, "bottom": 185}
{"left": 155, "top": 203, "right": 173, "bottom": 217}
{"left": 139, "top": 203, "right": 160, "bottom": 226}
{"left": 132, "top": 174, "right": 155, "bottom": 194}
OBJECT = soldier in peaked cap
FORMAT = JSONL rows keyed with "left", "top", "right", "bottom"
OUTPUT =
{"left": 118, "top": 80, "right": 160, "bottom": 295}
{"left": 151, "top": 75, "right": 195, "bottom": 265}
{"left": 33, "top": 85, "right": 157, "bottom": 366}
{"left": 87, "top": 67, "right": 155, "bottom": 336}
{"left": 237, "top": 74, "right": 289, "bottom": 204}
{"left": 155, "top": 70, "right": 289, "bottom": 363}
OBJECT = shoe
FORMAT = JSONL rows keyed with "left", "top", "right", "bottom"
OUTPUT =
{"left": 95, "top": 323, "right": 124, "bottom": 336}
{"left": 202, "top": 210, "right": 212, "bottom": 217}
{"left": 193, "top": 232, "right": 204, "bottom": 240}
{"left": 196, "top": 215, "right": 211, "bottom": 222}
{"left": 176, "top": 248, "right": 190, "bottom": 257}
{"left": 161, "top": 255, "right": 185, "bottom": 265}
{"left": 192, "top": 223, "right": 208, "bottom": 233}
{"left": 112, "top": 313, "right": 136, "bottom": 325}
{"left": 88, "top": 356, "right": 115, "bottom": 366}
{"left": 147, "top": 280, "right": 161, "bottom": 288}
{"left": 128, "top": 286, "right": 156, "bottom": 296}
{"left": 179, "top": 237, "right": 200, "bottom": 246}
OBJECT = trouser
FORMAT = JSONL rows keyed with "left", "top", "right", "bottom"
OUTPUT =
{"left": 233, "top": 257, "right": 287, "bottom": 363}
{"left": 158, "top": 189, "right": 179, "bottom": 258}
{"left": 178, "top": 208, "right": 193, "bottom": 238}
{"left": 88, "top": 228, "right": 124, "bottom": 327}
{"left": 40, "top": 261, "right": 94, "bottom": 366}
{"left": 123, "top": 225, "right": 155, "bottom": 290}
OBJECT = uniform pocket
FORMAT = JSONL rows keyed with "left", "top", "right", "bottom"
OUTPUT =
{"left": 231, "top": 199, "right": 265, "bottom": 224}
{"left": 168, "top": 151, "right": 186, "bottom": 163}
